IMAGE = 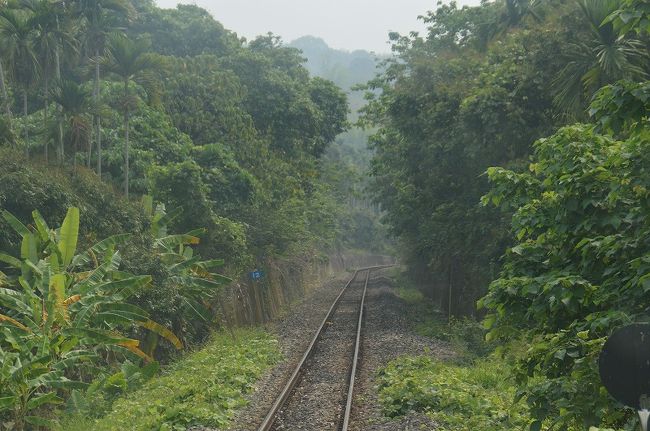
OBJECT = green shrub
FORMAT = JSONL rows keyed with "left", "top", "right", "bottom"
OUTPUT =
{"left": 0, "top": 208, "right": 180, "bottom": 429}
{"left": 417, "top": 317, "right": 492, "bottom": 360}
{"left": 0, "top": 149, "right": 145, "bottom": 253}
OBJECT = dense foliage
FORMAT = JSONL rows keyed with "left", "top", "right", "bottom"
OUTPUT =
{"left": 0, "top": 0, "right": 359, "bottom": 428}
{"left": 291, "top": 36, "right": 392, "bottom": 253}
{"left": 480, "top": 123, "right": 649, "bottom": 429}
{"left": 0, "top": 0, "right": 350, "bottom": 271}
{"left": 364, "top": 0, "right": 561, "bottom": 314}
{"left": 0, "top": 207, "right": 183, "bottom": 428}
{"left": 364, "top": 0, "right": 650, "bottom": 316}
{"left": 378, "top": 285, "right": 528, "bottom": 430}
{"left": 473, "top": 2, "right": 650, "bottom": 430}
{"left": 367, "top": 0, "right": 650, "bottom": 429}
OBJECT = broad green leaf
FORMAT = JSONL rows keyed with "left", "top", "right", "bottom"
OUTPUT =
{"left": 20, "top": 233, "right": 38, "bottom": 264}
{"left": 31, "top": 210, "right": 50, "bottom": 242}
{"left": 25, "top": 415, "right": 57, "bottom": 427}
{"left": 79, "top": 275, "right": 152, "bottom": 299}
{"left": 0, "top": 253, "right": 22, "bottom": 269}
{"left": 197, "top": 259, "right": 225, "bottom": 269}
{"left": 118, "top": 342, "right": 154, "bottom": 363}
{"left": 72, "top": 234, "right": 130, "bottom": 268}
{"left": 0, "top": 314, "right": 30, "bottom": 332}
{"left": 2, "top": 210, "right": 30, "bottom": 237}
{"left": 75, "top": 252, "right": 122, "bottom": 290}
{"left": 182, "top": 297, "right": 211, "bottom": 322}
{"left": 62, "top": 328, "right": 133, "bottom": 345}
{"left": 0, "top": 396, "right": 16, "bottom": 411}
{"left": 26, "top": 392, "right": 63, "bottom": 410}
{"left": 156, "top": 234, "right": 201, "bottom": 249}
{"left": 141, "top": 195, "right": 154, "bottom": 217}
{"left": 58, "top": 207, "right": 80, "bottom": 267}
{"left": 139, "top": 320, "right": 182, "bottom": 350}
{"left": 66, "top": 389, "right": 88, "bottom": 414}
{"left": 49, "top": 273, "right": 68, "bottom": 324}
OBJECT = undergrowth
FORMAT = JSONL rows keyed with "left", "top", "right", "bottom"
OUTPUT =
{"left": 395, "top": 286, "right": 491, "bottom": 359}
{"left": 59, "top": 329, "right": 280, "bottom": 431}
{"left": 377, "top": 354, "right": 530, "bottom": 430}
{"left": 384, "top": 283, "right": 530, "bottom": 430}
{"left": 386, "top": 281, "right": 631, "bottom": 431}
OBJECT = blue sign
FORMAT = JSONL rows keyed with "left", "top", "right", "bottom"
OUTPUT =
{"left": 249, "top": 270, "right": 264, "bottom": 281}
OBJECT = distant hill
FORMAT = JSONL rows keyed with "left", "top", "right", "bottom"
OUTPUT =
{"left": 289, "top": 36, "right": 380, "bottom": 90}
{"left": 288, "top": 36, "right": 384, "bottom": 115}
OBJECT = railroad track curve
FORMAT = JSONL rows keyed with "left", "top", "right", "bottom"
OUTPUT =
{"left": 257, "top": 265, "right": 392, "bottom": 431}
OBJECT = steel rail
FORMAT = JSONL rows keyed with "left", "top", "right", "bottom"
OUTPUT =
{"left": 340, "top": 268, "right": 370, "bottom": 430}
{"left": 256, "top": 264, "right": 392, "bottom": 431}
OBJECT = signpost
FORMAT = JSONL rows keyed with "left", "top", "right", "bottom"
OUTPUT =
{"left": 599, "top": 323, "right": 650, "bottom": 431}
{"left": 249, "top": 269, "right": 264, "bottom": 281}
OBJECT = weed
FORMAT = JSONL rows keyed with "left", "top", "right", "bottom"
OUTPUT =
{"left": 377, "top": 354, "right": 531, "bottom": 431}
{"left": 59, "top": 329, "right": 280, "bottom": 431}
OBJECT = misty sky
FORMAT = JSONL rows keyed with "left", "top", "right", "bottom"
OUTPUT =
{"left": 153, "top": 0, "right": 483, "bottom": 53}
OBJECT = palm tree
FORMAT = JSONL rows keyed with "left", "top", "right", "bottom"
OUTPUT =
{"left": 25, "top": 0, "right": 77, "bottom": 163}
{"left": 0, "top": 9, "right": 39, "bottom": 152}
{"left": 552, "top": 0, "right": 649, "bottom": 116}
{"left": 0, "top": 0, "right": 9, "bottom": 122}
{"left": 104, "top": 34, "right": 161, "bottom": 198}
{"left": 0, "top": 50, "right": 11, "bottom": 121}
{"left": 501, "top": 0, "right": 542, "bottom": 28}
{"left": 74, "top": 0, "right": 132, "bottom": 176}
{"left": 52, "top": 79, "right": 92, "bottom": 167}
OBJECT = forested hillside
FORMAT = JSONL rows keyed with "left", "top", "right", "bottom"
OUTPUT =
{"left": 289, "top": 35, "right": 381, "bottom": 113}
{"left": 365, "top": 0, "right": 650, "bottom": 429}
{"left": 0, "top": 0, "right": 360, "bottom": 427}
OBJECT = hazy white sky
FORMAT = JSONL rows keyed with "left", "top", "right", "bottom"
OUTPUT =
{"left": 153, "top": 0, "right": 483, "bottom": 53}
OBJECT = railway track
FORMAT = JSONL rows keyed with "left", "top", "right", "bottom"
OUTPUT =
{"left": 256, "top": 266, "right": 391, "bottom": 431}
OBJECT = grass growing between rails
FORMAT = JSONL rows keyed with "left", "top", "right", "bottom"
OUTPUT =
{"left": 60, "top": 329, "right": 280, "bottom": 431}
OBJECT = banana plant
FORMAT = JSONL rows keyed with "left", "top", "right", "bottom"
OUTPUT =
{"left": 0, "top": 207, "right": 182, "bottom": 429}
{"left": 141, "top": 196, "right": 231, "bottom": 352}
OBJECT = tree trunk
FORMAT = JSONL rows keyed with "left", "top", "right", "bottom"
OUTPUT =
{"left": 58, "top": 114, "right": 64, "bottom": 164}
{"left": 87, "top": 134, "right": 92, "bottom": 168}
{"left": 124, "top": 79, "right": 129, "bottom": 198}
{"left": 43, "top": 74, "right": 49, "bottom": 163}
{"left": 55, "top": 20, "right": 63, "bottom": 165}
{"left": 448, "top": 261, "right": 453, "bottom": 323}
{"left": 124, "top": 110, "right": 129, "bottom": 198}
{"left": 22, "top": 90, "right": 28, "bottom": 157}
{"left": 0, "top": 60, "right": 11, "bottom": 119}
{"left": 95, "top": 49, "right": 102, "bottom": 178}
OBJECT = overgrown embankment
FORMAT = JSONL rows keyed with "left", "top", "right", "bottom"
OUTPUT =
{"left": 60, "top": 330, "right": 280, "bottom": 431}
{"left": 369, "top": 280, "right": 531, "bottom": 431}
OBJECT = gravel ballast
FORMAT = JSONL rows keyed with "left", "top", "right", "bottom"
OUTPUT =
{"left": 224, "top": 274, "right": 355, "bottom": 431}
{"left": 219, "top": 271, "right": 454, "bottom": 431}
{"left": 270, "top": 277, "right": 365, "bottom": 430}
{"left": 348, "top": 276, "right": 454, "bottom": 430}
